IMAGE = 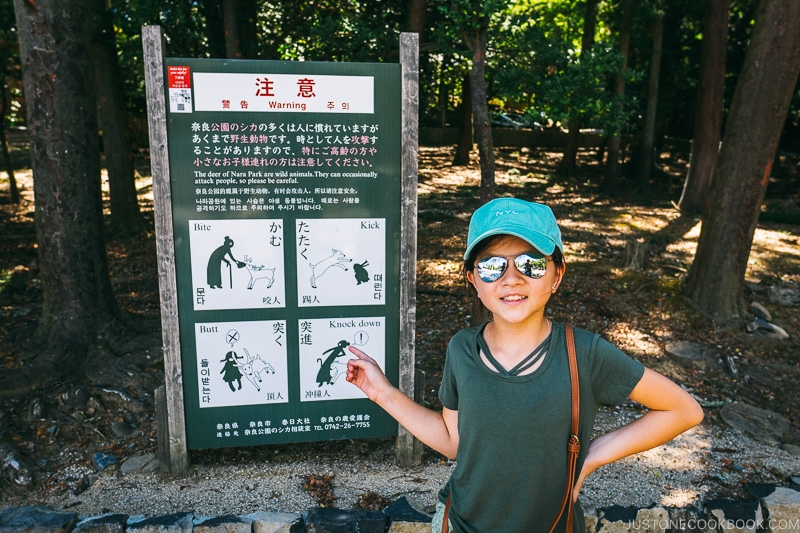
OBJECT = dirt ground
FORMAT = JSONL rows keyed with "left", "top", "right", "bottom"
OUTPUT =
{"left": 1, "top": 144, "right": 799, "bottom": 506}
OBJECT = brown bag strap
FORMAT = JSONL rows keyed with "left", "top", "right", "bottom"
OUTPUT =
{"left": 443, "top": 325, "right": 581, "bottom": 533}
{"left": 441, "top": 494, "right": 451, "bottom": 533}
{"left": 548, "top": 324, "right": 581, "bottom": 533}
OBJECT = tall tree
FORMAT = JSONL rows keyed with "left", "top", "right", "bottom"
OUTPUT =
{"left": 409, "top": 0, "right": 429, "bottom": 36}
{"left": 452, "top": 73, "right": 473, "bottom": 166}
{"left": 90, "top": 0, "right": 142, "bottom": 237}
{"left": 223, "top": 0, "right": 241, "bottom": 58}
{"left": 677, "top": 0, "right": 730, "bottom": 214}
{"left": 637, "top": 7, "right": 664, "bottom": 190}
{"left": 11, "top": 0, "right": 128, "bottom": 382}
{"left": 0, "top": 69, "right": 18, "bottom": 204}
{"left": 446, "top": 1, "right": 498, "bottom": 203}
{"left": 602, "top": 0, "right": 633, "bottom": 194}
{"left": 469, "top": 22, "right": 495, "bottom": 203}
{"left": 0, "top": 0, "right": 19, "bottom": 203}
{"left": 684, "top": 0, "right": 800, "bottom": 323}
{"left": 557, "top": 0, "right": 599, "bottom": 175}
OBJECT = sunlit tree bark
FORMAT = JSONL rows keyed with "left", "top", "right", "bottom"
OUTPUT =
{"left": 685, "top": 0, "right": 800, "bottom": 324}
{"left": 678, "top": 0, "right": 729, "bottom": 215}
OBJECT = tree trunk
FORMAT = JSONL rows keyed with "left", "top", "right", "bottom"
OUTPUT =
{"left": 408, "top": 0, "right": 428, "bottom": 36}
{"left": 0, "top": 69, "right": 19, "bottom": 204}
{"left": 200, "top": 0, "right": 227, "bottom": 58}
{"left": 637, "top": 12, "right": 664, "bottom": 191}
{"left": 90, "top": 0, "right": 142, "bottom": 238}
{"left": 684, "top": 0, "right": 800, "bottom": 324}
{"left": 558, "top": 0, "right": 599, "bottom": 175}
{"left": 237, "top": 0, "right": 259, "bottom": 59}
{"left": 452, "top": 73, "right": 473, "bottom": 166}
{"left": 678, "top": 0, "right": 729, "bottom": 215}
{"left": 602, "top": 0, "right": 633, "bottom": 194}
{"left": 469, "top": 25, "right": 495, "bottom": 204}
{"left": 223, "top": 0, "right": 242, "bottom": 59}
{"left": 12, "top": 0, "right": 127, "bottom": 370}
{"left": 0, "top": 128, "right": 18, "bottom": 204}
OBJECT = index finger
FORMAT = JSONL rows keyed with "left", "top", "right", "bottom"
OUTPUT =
{"left": 348, "top": 345, "right": 376, "bottom": 363}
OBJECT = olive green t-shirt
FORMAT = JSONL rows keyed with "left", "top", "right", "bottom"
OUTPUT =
{"left": 438, "top": 320, "right": 645, "bottom": 533}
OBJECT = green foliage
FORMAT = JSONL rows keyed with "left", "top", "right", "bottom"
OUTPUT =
{"left": 540, "top": 44, "right": 640, "bottom": 134}
{"left": 488, "top": 1, "right": 572, "bottom": 111}
{"left": 263, "top": 0, "right": 406, "bottom": 62}
{"left": 2, "top": 0, "right": 798, "bottom": 148}
{"left": 0, "top": 267, "right": 25, "bottom": 296}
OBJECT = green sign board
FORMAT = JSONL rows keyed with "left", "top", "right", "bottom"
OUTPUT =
{"left": 162, "top": 57, "right": 402, "bottom": 450}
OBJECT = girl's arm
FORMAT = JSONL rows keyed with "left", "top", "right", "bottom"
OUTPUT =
{"left": 574, "top": 367, "right": 704, "bottom": 498}
{"left": 346, "top": 346, "right": 459, "bottom": 459}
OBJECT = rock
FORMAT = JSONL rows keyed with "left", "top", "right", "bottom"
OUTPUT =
{"left": 244, "top": 511, "right": 303, "bottom": 533}
{"left": 91, "top": 387, "right": 147, "bottom": 415}
{"left": 126, "top": 512, "right": 194, "bottom": 532}
{"left": 74, "top": 513, "right": 129, "bottom": 532}
{"left": 705, "top": 499, "right": 761, "bottom": 533}
{"left": 56, "top": 386, "right": 89, "bottom": 413}
{"left": 760, "top": 487, "right": 800, "bottom": 533}
{"left": 120, "top": 453, "right": 160, "bottom": 475}
{"left": 243, "top": 511, "right": 303, "bottom": 533}
{"left": 386, "top": 521, "right": 431, "bottom": 531}
{"left": 193, "top": 515, "right": 250, "bottom": 533}
{"left": 719, "top": 402, "right": 800, "bottom": 446}
{"left": 27, "top": 396, "right": 45, "bottom": 420}
{"left": 0, "top": 442, "right": 33, "bottom": 488}
{"left": 0, "top": 506, "right": 78, "bottom": 533}
{"left": 86, "top": 396, "right": 105, "bottom": 414}
{"left": 783, "top": 444, "right": 800, "bottom": 456}
{"left": 746, "top": 317, "right": 790, "bottom": 339}
{"left": 666, "top": 507, "right": 712, "bottom": 533}
{"left": 383, "top": 496, "right": 431, "bottom": 523}
{"left": 664, "top": 341, "right": 718, "bottom": 372}
{"left": 596, "top": 505, "right": 669, "bottom": 532}
{"left": 583, "top": 506, "right": 599, "bottom": 532}
{"left": 111, "top": 421, "right": 135, "bottom": 438}
{"left": 748, "top": 301, "right": 772, "bottom": 321}
{"left": 769, "top": 284, "right": 800, "bottom": 307}
{"left": 744, "top": 482, "right": 777, "bottom": 499}
{"left": 304, "top": 507, "right": 387, "bottom": 533}
{"left": 748, "top": 302, "right": 772, "bottom": 322}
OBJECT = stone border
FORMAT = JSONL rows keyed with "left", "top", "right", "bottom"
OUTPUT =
{"left": 3, "top": 486, "right": 800, "bottom": 532}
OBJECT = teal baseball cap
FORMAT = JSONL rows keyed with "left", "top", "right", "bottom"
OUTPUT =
{"left": 464, "top": 197, "right": 563, "bottom": 260}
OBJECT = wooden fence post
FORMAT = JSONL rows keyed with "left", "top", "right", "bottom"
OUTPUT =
{"left": 142, "top": 24, "right": 189, "bottom": 475}
{"left": 397, "top": 32, "right": 421, "bottom": 467}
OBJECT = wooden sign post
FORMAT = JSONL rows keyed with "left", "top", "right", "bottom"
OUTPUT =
{"left": 143, "top": 25, "right": 420, "bottom": 474}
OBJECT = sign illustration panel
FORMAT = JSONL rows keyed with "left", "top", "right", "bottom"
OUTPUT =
{"left": 296, "top": 218, "right": 385, "bottom": 307}
{"left": 297, "top": 317, "right": 385, "bottom": 401}
{"left": 195, "top": 320, "right": 289, "bottom": 408}
{"left": 190, "top": 219, "right": 286, "bottom": 310}
{"left": 163, "top": 57, "right": 402, "bottom": 450}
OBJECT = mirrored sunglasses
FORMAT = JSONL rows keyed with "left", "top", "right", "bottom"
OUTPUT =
{"left": 475, "top": 253, "right": 549, "bottom": 283}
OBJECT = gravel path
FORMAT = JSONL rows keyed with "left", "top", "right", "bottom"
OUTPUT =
{"left": 11, "top": 405, "right": 799, "bottom": 520}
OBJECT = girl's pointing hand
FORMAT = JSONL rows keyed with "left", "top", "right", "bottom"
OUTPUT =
{"left": 346, "top": 346, "right": 392, "bottom": 402}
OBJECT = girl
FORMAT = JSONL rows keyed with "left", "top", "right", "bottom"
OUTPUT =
{"left": 346, "top": 197, "right": 703, "bottom": 533}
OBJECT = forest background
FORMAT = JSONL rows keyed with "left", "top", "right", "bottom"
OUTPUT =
{"left": 0, "top": 0, "right": 799, "bottom": 502}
